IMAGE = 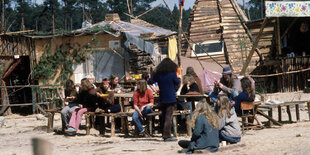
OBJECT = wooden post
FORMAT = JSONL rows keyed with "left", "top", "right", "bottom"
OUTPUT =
{"left": 276, "top": 17, "right": 282, "bottom": 56}
{"left": 111, "top": 116, "right": 115, "bottom": 137}
{"left": 240, "top": 17, "right": 268, "bottom": 75}
{"left": 47, "top": 112, "right": 54, "bottom": 133}
{"left": 307, "top": 101, "right": 310, "bottom": 121}
{"left": 186, "top": 114, "right": 192, "bottom": 136}
{"left": 85, "top": 114, "right": 90, "bottom": 135}
{"left": 148, "top": 116, "right": 153, "bottom": 136}
{"left": 268, "top": 108, "right": 273, "bottom": 126}
{"left": 172, "top": 115, "right": 177, "bottom": 137}
{"left": 295, "top": 104, "right": 300, "bottom": 121}
{"left": 287, "top": 105, "right": 292, "bottom": 122}
{"left": 32, "top": 138, "right": 52, "bottom": 155}
{"left": 278, "top": 106, "right": 282, "bottom": 122}
{"left": 177, "top": 4, "right": 183, "bottom": 67}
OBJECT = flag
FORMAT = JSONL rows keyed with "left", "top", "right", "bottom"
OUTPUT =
{"left": 179, "top": 0, "right": 185, "bottom": 6}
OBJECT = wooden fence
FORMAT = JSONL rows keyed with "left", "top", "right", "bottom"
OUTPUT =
{"left": 0, "top": 85, "right": 63, "bottom": 115}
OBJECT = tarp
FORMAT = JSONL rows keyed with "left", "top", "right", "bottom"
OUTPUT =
{"left": 266, "top": 1, "right": 310, "bottom": 17}
{"left": 199, "top": 68, "right": 222, "bottom": 92}
{"left": 73, "top": 50, "right": 129, "bottom": 83}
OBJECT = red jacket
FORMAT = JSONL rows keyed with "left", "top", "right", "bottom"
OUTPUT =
{"left": 133, "top": 89, "right": 154, "bottom": 107}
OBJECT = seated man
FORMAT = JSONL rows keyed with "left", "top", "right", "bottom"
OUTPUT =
{"left": 208, "top": 67, "right": 241, "bottom": 104}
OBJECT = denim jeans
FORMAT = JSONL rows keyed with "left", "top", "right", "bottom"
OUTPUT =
{"left": 132, "top": 105, "right": 153, "bottom": 133}
{"left": 177, "top": 101, "right": 192, "bottom": 119}
{"left": 219, "top": 131, "right": 241, "bottom": 143}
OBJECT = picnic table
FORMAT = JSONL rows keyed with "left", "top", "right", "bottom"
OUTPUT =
{"left": 258, "top": 101, "right": 310, "bottom": 126}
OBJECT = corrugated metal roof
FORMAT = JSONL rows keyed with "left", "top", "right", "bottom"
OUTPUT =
{"left": 76, "top": 20, "right": 176, "bottom": 38}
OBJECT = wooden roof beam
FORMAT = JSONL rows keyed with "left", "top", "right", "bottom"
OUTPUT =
{"left": 240, "top": 17, "right": 269, "bottom": 75}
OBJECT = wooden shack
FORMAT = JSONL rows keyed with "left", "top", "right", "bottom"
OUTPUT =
{"left": 246, "top": 1, "right": 310, "bottom": 93}
{"left": 0, "top": 14, "right": 175, "bottom": 114}
{"left": 183, "top": 0, "right": 260, "bottom": 74}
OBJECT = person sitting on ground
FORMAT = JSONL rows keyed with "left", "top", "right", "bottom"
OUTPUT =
{"left": 186, "top": 67, "right": 204, "bottom": 94}
{"left": 65, "top": 78, "right": 97, "bottom": 135}
{"left": 61, "top": 79, "right": 79, "bottom": 131}
{"left": 132, "top": 79, "right": 154, "bottom": 136}
{"left": 209, "top": 66, "right": 241, "bottom": 104}
{"left": 179, "top": 74, "right": 202, "bottom": 120}
{"left": 217, "top": 94, "right": 241, "bottom": 144}
{"left": 233, "top": 76, "right": 255, "bottom": 116}
{"left": 178, "top": 101, "right": 219, "bottom": 153}
{"left": 109, "top": 74, "right": 131, "bottom": 93}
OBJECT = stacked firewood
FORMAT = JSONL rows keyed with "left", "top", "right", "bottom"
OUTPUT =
{"left": 128, "top": 44, "right": 155, "bottom": 75}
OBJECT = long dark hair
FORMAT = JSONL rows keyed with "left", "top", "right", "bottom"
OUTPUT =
{"left": 241, "top": 77, "right": 255, "bottom": 100}
{"left": 109, "top": 74, "right": 118, "bottom": 89}
{"left": 154, "top": 58, "right": 178, "bottom": 74}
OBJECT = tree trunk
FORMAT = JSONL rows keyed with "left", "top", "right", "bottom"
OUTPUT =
{"left": 70, "top": 16, "right": 72, "bottom": 31}
{"left": 261, "top": 0, "right": 264, "bottom": 19}
{"left": 52, "top": 9, "right": 55, "bottom": 34}
{"left": 243, "top": 0, "right": 245, "bottom": 11}
{"left": 1, "top": 0, "right": 5, "bottom": 33}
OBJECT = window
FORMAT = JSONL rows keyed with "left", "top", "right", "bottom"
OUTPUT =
{"left": 191, "top": 41, "right": 224, "bottom": 57}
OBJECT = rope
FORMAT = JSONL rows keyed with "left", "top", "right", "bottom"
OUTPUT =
{"left": 250, "top": 67, "right": 310, "bottom": 78}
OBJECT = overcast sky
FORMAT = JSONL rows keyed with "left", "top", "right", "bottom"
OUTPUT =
{"left": 35, "top": 0, "right": 247, "bottom": 10}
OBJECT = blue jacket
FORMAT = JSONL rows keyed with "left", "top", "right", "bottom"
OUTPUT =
{"left": 148, "top": 72, "right": 180, "bottom": 103}
{"left": 188, "top": 114, "right": 219, "bottom": 153}
{"left": 234, "top": 92, "right": 253, "bottom": 115}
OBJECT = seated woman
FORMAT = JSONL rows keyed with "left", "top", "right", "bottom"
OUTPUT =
{"left": 179, "top": 74, "right": 202, "bottom": 120}
{"left": 109, "top": 74, "right": 131, "bottom": 93}
{"left": 234, "top": 77, "right": 255, "bottom": 116}
{"left": 61, "top": 79, "right": 79, "bottom": 131}
{"left": 132, "top": 80, "right": 154, "bottom": 136}
{"left": 217, "top": 94, "right": 241, "bottom": 144}
{"left": 97, "top": 78, "right": 121, "bottom": 113}
{"left": 65, "top": 78, "right": 97, "bottom": 135}
{"left": 178, "top": 101, "right": 219, "bottom": 154}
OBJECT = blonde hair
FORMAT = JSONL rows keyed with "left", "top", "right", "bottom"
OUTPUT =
{"left": 192, "top": 101, "right": 219, "bottom": 129}
{"left": 217, "top": 94, "right": 232, "bottom": 118}
{"left": 137, "top": 79, "right": 147, "bottom": 93}
{"left": 183, "top": 74, "right": 195, "bottom": 85}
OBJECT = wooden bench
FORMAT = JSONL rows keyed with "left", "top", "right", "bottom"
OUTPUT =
{"left": 258, "top": 101, "right": 310, "bottom": 126}
{"left": 46, "top": 108, "right": 191, "bottom": 137}
{"left": 145, "top": 110, "right": 192, "bottom": 137}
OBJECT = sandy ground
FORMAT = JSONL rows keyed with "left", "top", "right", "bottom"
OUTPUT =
{"left": 1, "top": 106, "right": 310, "bottom": 155}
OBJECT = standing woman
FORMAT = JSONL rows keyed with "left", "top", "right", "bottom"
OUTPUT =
{"left": 148, "top": 58, "right": 180, "bottom": 141}
{"left": 66, "top": 78, "right": 97, "bottom": 134}
{"left": 186, "top": 67, "right": 204, "bottom": 94}
{"left": 178, "top": 101, "right": 219, "bottom": 153}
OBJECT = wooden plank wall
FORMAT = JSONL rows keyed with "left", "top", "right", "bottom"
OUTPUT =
{"left": 184, "top": 0, "right": 226, "bottom": 65}
{"left": 0, "top": 36, "right": 34, "bottom": 56}
{"left": 220, "top": 0, "right": 259, "bottom": 74}
{"left": 246, "top": 19, "right": 276, "bottom": 59}
{"left": 185, "top": 0, "right": 261, "bottom": 74}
